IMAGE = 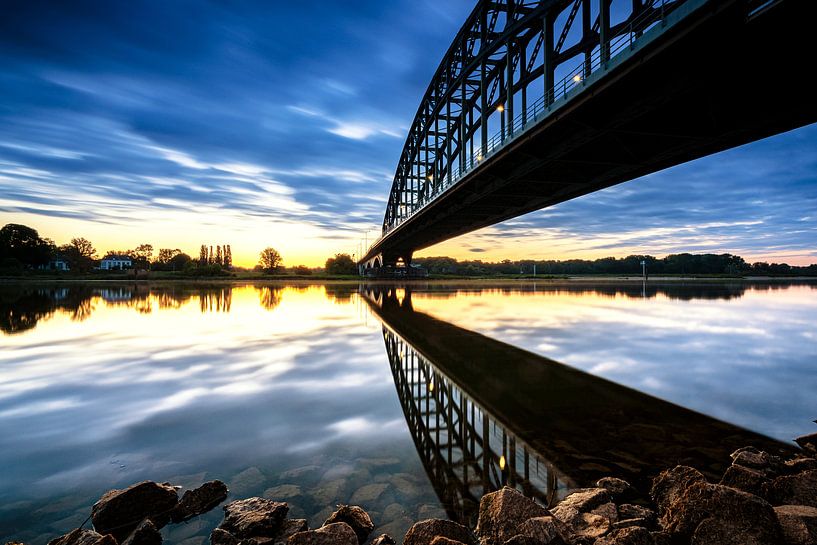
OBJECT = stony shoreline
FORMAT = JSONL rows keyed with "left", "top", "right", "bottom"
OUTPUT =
{"left": 8, "top": 431, "right": 816, "bottom": 545}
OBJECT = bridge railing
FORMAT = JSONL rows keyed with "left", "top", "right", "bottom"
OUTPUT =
{"left": 380, "top": 0, "right": 682, "bottom": 239}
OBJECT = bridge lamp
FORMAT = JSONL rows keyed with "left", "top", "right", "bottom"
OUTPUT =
{"left": 496, "top": 104, "right": 504, "bottom": 112}
{"left": 427, "top": 174, "right": 433, "bottom": 181}
{"left": 499, "top": 454, "right": 506, "bottom": 470}
{"left": 573, "top": 74, "right": 582, "bottom": 83}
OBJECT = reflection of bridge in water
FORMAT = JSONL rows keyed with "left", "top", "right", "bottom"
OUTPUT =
{"left": 385, "top": 326, "right": 570, "bottom": 525}
{"left": 362, "top": 285, "right": 797, "bottom": 522}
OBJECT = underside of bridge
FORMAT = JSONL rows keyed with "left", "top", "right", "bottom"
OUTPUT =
{"left": 360, "top": 0, "right": 817, "bottom": 271}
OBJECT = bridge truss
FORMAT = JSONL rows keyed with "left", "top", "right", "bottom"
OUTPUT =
{"left": 382, "top": 0, "right": 686, "bottom": 235}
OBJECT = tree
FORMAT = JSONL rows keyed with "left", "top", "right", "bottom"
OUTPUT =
{"left": 130, "top": 243, "right": 153, "bottom": 269}
{"left": 259, "top": 247, "right": 283, "bottom": 272}
{"left": 216, "top": 245, "right": 223, "bottom": 266}
{"left": 224, "top": 245, "right": 232, "bottom": 268}
{"left": 59, "top": 237, "right": 97, "bottom": 272}
{"left": 0, "top": 223, "right": 53, "bottom": 267}
{"left": 199, "top": 245, "right": 208, "bottom": 266}
{"left": 325, "top": 253, "right": 357, "bottom": 275}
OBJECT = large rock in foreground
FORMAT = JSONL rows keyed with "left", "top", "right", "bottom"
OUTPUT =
{"left": 219, "top": 497, "right": 289, "bottom": 539}
{"left": 91, "top": 481, "right": 179, "bottom": 542}
{"left": 323, "top": 505, "right": 374, "bottom": 545}
{"left": 476, "top": 486, "right": 549, "bottom": 545}
{"left": 774, "top": 505, "right": 817, "bottom": 545}
{"left": 120, "top": 519, "right": 162, "bottom": 545}
{"left": 288, "top": 523, "right": 358, "bottom": 545}
{"left": 766, "top": 470, "right": 817, "bottom": 508}
{"left": 650, "top": 466, "right": 706, "bottom": 520}
{"left": 592, "top": 527, "right": 653, "bottom": 545}
{"left": 658, "top": 480, "right": 782, "bottom": 544}
{"left": 47, "top": 529, "right": 116, "bottom": 545}
{"left": 170, "top": 480, "right": 229, "bottom": 523}
{"left": 404, "top": 519, "right": 474, "bottom": 545}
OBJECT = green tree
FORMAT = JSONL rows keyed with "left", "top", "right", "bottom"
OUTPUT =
{"left": 325, "top": 253, "right": 357, "bottom": 275}
{"left": 259, "top": 247, "right": 283, "bottom": 272}
{"left": 130, "top": 243, "right": 153, "bottom": 269}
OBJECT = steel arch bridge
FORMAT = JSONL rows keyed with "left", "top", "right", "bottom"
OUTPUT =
{"left": 358, "top": 0, "right": 817, "bottom": 273}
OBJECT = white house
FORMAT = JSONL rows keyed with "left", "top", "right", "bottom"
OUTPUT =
{"left": 100, "top": 254, "right": 132, "bottom": 270}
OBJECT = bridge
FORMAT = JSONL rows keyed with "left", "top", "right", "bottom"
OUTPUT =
{"left": 360, "top": 285, "right": 796, "bottom": 515}
{"left": 359, "top": 0, "right": 817, "bottom": 272}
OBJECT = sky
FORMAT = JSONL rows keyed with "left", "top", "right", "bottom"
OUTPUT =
{"left": 0, "top": 0, "right": 815, "bottom": 267}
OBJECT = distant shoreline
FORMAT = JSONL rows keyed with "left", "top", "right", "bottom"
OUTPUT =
{"left": 2, "top": 273, "right": 817, "bottom": 285}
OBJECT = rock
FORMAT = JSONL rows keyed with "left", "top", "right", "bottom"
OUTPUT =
{"left": 783, "top": 457, "right": 817, "bottom": 475}
{"left": 591, "top": 503, "right": 618, "bottom": 524}
{"left": 349, "top": 483, "right": 389, "bottom": 505}
{"left": 417, "top": 505, "right": 447, "bottom": 520}
{"left": 275, "top": 520, "right": 309, "bottom": 545}
{"left": 616, "top": 506, "right": 656, "bottom": 528}
{"left": 730, "top": 447, "right": 778, "bottom": 473}
{"left": 171, "top": 480, "right": 229, "bottom": 523}
{"left": 649, "top": 466, "right": 706, "bottom": 520}
{"left": 766, "top": 469, "right": 817, "bottom": 507}
{"left": 551, "top": 489, "right": 611, "bottom": 519}
{"left": 370, "top": 535, "right": 395, "bottom": 545}
{"left": 476, "top": 487, "right": 549, "bottom": 545}
{"left": 404, "top": 519, "right": 474, "bottom": 545}
{"left": 91, "top": 481, "right": 179, "bottom": 542}
{"left": 323, "top": 505, "right": 374, "bottom": 545}
{"left": 596, "top": 478, "right": 635, "bottom": 502}
{"left": 774, "top": 505, "right": 817, "bottom": 545}
{"left": 230, "top": 468, "right": 266, "bottom": 497}
{"left": 591, "top": 527, "right": 652, "bottom": 545}
{"left": 516, "top": 516, "right": 572, "bottom": 544}
{"left": 658, "top": 481, "right": 782, "bottom": 544}
{"left": 121, "top": 519, "right": 162, "bottom": 545}
{"left": 219, "top": 498, "right": 289, "bottom": 539}
{"left": 719, "top": 465, "right": 770, "bottom": 497}
{"left": 288, "top": 523, "right": 358, "bottom": 545}
{"left": 562, "top": 513, "right": 611, "bottom": 541}
{"left": 210, "top": 528, "right": 239, "bottom": 545}
{"left": 47, "top": 529, "right": 116, "bottom": 545}
{"left": 648, "top": 533, "right": 670, "bottom": 545}
{"left": 264, "top": 485, "right": 303, "bottom": 503}
{"left": 383, "top": 503, "right": 408, "bottom": 521}
{"left": 430, "top": 538, "right": 466, "bottom": 545}
{"left": 794, "top": 432, "right": 817, "bottom": 454}
{"left": 311, "top": 480, "right": 348, "bottom": 506}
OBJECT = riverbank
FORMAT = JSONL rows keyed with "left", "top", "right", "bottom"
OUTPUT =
{"left": 3, "top": 273, "right": 817, "bottom": 285}
{"left": 22, "top": 431, "right": 817, "bottom": 545}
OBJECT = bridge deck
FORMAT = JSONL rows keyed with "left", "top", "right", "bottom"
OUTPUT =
{"left": 363, "top": 0, "right": 817, "bottom": 266}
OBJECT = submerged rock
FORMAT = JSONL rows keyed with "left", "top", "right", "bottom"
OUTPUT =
{"left": 91, "top": 481, "right": 179, "bottom": 542}
{"left": 288, "top": 523, "right": 358, "bottom": 545}
{"left": 774, "top": 505, "right": 817, "bottom": 545}
{"left": 170, "top": 480, "right": 229, "bottom": 523}
{"left": 47, "top": 529, "right": 116, "bottom": 545}
{"left": 476, "top": 486, "right": 549, "bottom": 545}
{"left": 766, "top": 469, "right": 817, "bottom": 508}
{"left": 323, "top": 505, "right": 374, "bottom": 545}
{"left": 121, "top": 519, "right": 162, "bottom": 545}
{"left": 404, "top": 519, "right": 474, "bottom": 545}
{"left": 210, "top": 528, "right": 239, "bottom": 545}
{"left": 219, "top": 497, "right": 289, "bottom": 539}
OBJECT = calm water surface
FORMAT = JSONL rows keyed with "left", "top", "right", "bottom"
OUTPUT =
{"left": 1, "top": 281, "right": 815, "bottom": 543}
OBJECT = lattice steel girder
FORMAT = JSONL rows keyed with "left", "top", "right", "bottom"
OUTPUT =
{"left": 381, "top": 0, "right": 661, "bottom": 232}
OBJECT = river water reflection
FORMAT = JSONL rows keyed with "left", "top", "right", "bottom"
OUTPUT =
{"left": 1, "top": 281, "right": 815, "bottom": 543}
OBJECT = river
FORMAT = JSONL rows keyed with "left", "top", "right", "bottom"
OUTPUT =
{"left": 1, "top": 280, "right": 815, "bottom": 543}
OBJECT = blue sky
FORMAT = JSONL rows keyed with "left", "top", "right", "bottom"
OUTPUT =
{"left": 0, "top": 0, "right": 815, "bottom": 266}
